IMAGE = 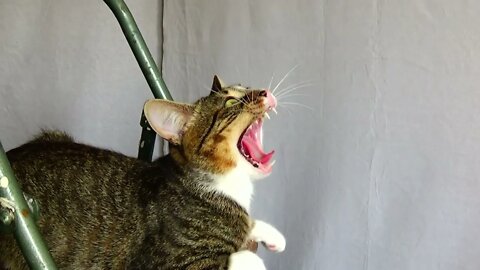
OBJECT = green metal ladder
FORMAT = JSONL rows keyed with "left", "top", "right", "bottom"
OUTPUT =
{"left": 0, "top": 1, "right": 172, "bottom": 268}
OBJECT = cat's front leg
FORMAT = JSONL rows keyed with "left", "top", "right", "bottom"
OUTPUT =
{"left": 228, "top": 250, "right": 266, "bottom": 270}
{"left": 250, "top": 220, "right": 286, "bottom": 253}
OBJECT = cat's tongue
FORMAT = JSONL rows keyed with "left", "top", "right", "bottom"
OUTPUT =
{"left": 240, "top": 119, "right": 275, "bottom": 173}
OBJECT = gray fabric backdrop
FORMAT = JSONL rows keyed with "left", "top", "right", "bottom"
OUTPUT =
{"left": 162, "top": 1, "right": 480, "bottom": 270}
{"left": 2, "top": 0, "right": 480, "bottom": 269}
{"left": 0, "top": 0, "right": 162, "bottom": 154}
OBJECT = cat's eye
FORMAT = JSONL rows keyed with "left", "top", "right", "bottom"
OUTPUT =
{"left": 225, "top": 98, "right": 240, "bottom": 108}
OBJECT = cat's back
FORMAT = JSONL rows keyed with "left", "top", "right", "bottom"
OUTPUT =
{"left": 1, "top": 131, "right": 146, "bottom": 269}
{"left": 8, "top": 130, "right": 138, "bottom": 169}
{"left": 6, "top": 131, "right": 142, "bottom": 202}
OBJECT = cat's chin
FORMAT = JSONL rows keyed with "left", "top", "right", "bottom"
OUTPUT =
{"left": 234, "top": 151, "right": 273, "bottom": 180}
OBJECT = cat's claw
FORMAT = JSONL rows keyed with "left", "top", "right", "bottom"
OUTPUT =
{"left": 250, "top": 220, "right": 286, "bottom": 253}
{"left": 263, "top": 243, "right": 283, "bottom": 252}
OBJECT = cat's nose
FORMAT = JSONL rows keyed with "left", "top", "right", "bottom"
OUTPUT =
{"left": 262, "top": 90, "right": 277, "bottom": 109}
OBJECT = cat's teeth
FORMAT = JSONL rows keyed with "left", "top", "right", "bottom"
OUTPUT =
{"left": 270, "top": 160, "right": 276, "bottom": 166}
{"left": 264, "top": 112, "right": 271, "bottom": 120}
{"left": 272, "top": 108, "right": 278, "bottom": 114}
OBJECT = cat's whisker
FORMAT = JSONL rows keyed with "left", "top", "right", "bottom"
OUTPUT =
{"left": 275, "top": 81, "right": 314, "bottom": 98}
{"left": 280, "top": 101, "right": 314, "bottom": 111}
{"left": 275, "top": 90, "right": 309, "bottom": 102}
{"left": 276, "top": 87, "right": 311, "bottom": 99}
{"left": 276, "top": 80, "right": 313, "bottom": 92}
{"left": 234, "top": 97, "right": 247, "bottom": 106}
{"left": 276, "top": 93, "right": 310, "bottom": 101}
{"left": 277, "top": 104, "right": 293, "bottom": 116}
{"left": 237, "top": 98, "right": 247, "bottom": 105}
{"left": 276, "top": 86, "right": 313, "bottom": 101}
{"left": 272, "top": 64, "right": 299, "bottom": 94}
{"left": 276, "top": 80, "right": 311, "bottom": 92}
{"left": 267, "top": 74, "right": 275, "bottom": 91}
{"left": 277, "top": 92, "right": 309, "bottom": 98}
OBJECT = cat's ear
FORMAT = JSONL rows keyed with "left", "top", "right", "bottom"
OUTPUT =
{"left": 211, "top": 75, "right": 225, "bottom": 95}
{"left": 144, "top": 100, "right": 194, "bottom": 145}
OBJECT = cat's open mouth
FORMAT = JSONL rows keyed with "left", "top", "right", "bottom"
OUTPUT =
{"left": 237, "top": 117, "right": 275, "bottom": 174}
{"left": 236, "top": 89, "right": 278, "bottom": 174}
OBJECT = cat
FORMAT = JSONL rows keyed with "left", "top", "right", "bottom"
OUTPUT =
{"left": 0, "top": 76, "right": 285, "bottom": 270}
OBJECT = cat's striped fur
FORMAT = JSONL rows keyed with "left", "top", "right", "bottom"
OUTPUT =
{"left": 0, "top": 76, "right": 284, "bottom": 269}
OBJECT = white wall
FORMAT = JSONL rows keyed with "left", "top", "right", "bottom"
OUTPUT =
{"left": 0, "top": 0, "right": 162, "bottom": 155}
{"left": 163, "top": 0, "right": 480, "bottom": 269}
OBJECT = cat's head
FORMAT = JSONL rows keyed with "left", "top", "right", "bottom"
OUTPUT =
{"left": 144, "top": 76, "right": 277, "bottom": 178}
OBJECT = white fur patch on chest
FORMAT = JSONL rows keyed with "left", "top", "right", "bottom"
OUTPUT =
{"left": 210, "top": 164, "right": 254, "bottom": 211}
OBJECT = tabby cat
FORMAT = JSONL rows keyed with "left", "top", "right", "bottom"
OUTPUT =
{"left": 0, "top": 76, "right": 285, "bottom": 269}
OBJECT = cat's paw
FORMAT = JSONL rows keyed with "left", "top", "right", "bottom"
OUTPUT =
{"left": 250, "top": 220, "right": 286, "bottom": 253}
{"left": 228, "top": 250, "right": 266, "bottom": 270}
